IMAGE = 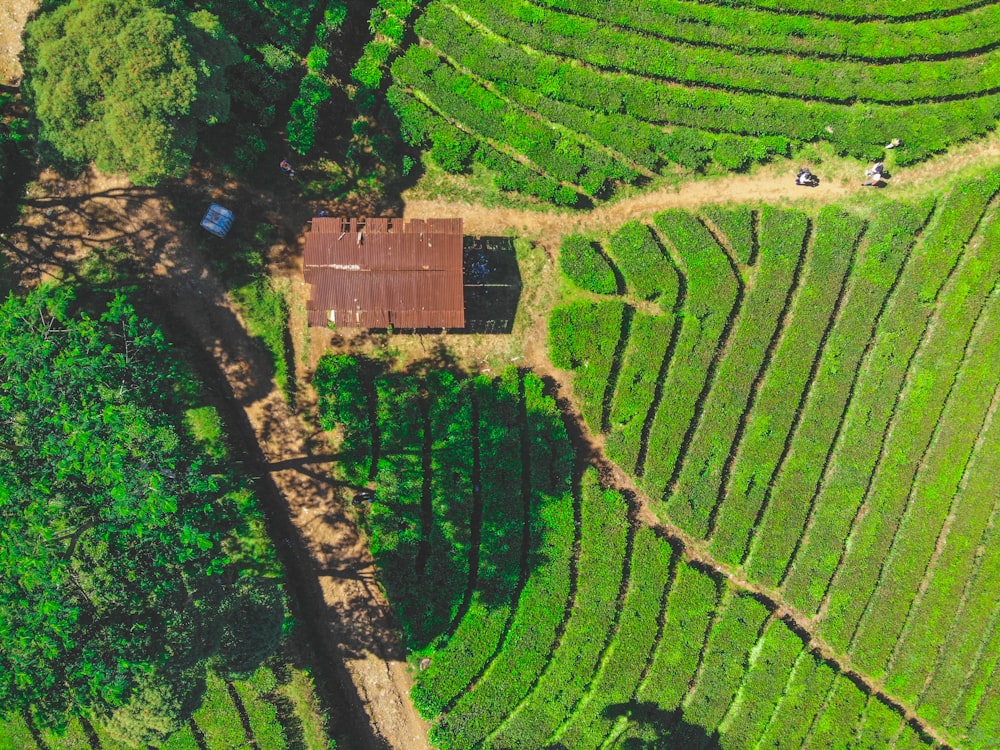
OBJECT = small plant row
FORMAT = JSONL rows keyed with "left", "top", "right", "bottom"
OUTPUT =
{"left": 855, "top": 695, "right": 907, "bottom": 749}
{"left": 666, "top": 207, "right": 806, "bottom": 539}
{"left": 678, "top": 592, "right": 772, "bottom": 738}
{"left": 558, "top": 236, "right": 618, "bottom": 295}
{"left": 387, "top": 85, "right": 580, "bottom": 205}
{"left": 742, "top": 200, "right": 933, "bottom": 586}
{"left": 848, "top": 282, "right": 1000, "bottom": 677}
{"left": 640, "top": 210, "right": 742, "bottom": 501}
{"left": 756, "top": 648, "right": 838, "bottom": 749}
{"left": 430, "top": 377, "right": 576, "bottom": 750}
{"left": 352, "top": 0, "right": 421, "bottom": 89}
{"left": 709, "top": 207, "right": 864, "bottom": 565}
{"left": 390, "top": 46, "right": 633, "bottom": 196}
{"left": 888, "top": 402, "right": 1000, "bottom": 706}
{"left": 534, "top": 0, "right": 1000, "bottom": 61}
{"left": 486, "top": 471, "right": 631, "bottom": 749}
{"left": 412, "top": 0, "right": 1000, "bottom": 166}
{"left": 412, "top": 371, "right": 528, "bottom": 716}
{"left": 452, "top": 0, "right": 1000, "bottom": 105}
{"left": 548, "top": 299, "right": 629, "bottom": 433}
{"left": 781, "top": 173, "right": 1000, "bottom": 618}
{"left": 549, "top": 526, "right": 674, "bottom": 748}
{"left": 702, "top": 205, "right": 755, "bottom": 267}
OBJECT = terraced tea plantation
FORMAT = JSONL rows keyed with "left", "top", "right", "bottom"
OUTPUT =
{"left": 314, "top": 316, "right": 990, "bottom": 750}
{"left": 548, "top": 172, "right": 1000, "bottom": 749}
{"left": 368, "top": 0, "right": 1000, "bottom": 202}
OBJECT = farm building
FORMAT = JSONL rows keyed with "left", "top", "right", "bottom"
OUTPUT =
{"left": 304, "top": 217, "right": 466, "bottom": 329}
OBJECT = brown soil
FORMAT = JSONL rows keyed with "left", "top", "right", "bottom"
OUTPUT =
{"left": 0, "top": 0, "right": 35, "bottom": 85}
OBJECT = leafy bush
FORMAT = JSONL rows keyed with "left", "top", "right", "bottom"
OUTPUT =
{"left": 558, "top": 235, "right": 617, "bottom": 294}
{"left": 429, "top": 123, "right": 476, "bottom": 173}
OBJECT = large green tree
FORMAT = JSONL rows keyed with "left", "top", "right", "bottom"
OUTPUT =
{"left": 23, "top": 0, "right": 240, "bottom": 184}
{"left": 0, "top": 287, "right": 283, "bottom": 743}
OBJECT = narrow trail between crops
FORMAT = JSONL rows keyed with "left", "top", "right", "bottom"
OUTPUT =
{"left": 402, "top": 131, "right": 1000, "bottom": 248}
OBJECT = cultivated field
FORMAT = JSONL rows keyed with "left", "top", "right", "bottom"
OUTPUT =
{"left": 547, "top": 173, "right": 1000, "bottom": 748}
{"left": 365, "top": 0, "right": 1000, "bottom": 204}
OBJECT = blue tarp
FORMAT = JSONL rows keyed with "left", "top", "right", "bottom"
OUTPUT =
{"left": 201, "top": 204, "right": 234, "bottom": 238}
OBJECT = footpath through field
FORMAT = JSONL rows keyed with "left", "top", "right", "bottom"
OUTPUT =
{"left": 403, "top": 131, "right": 1000, "bottom": 247}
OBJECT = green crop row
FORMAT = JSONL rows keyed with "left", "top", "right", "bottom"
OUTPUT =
{"left": 678, "top": 593, "right": 771, "bottom": 737}
{"left": 917, "top": 507, "right": 1000, "bottom": 728}
{"left": 487, "top": 470, "right": 630, "bottom": 749}
{"left": 728, "top": 0, "right": 977, "bottom": 18}
{"left": 415, "top": 0, "right": 1000, "bottom": 165}
{"left": 551, "top": 527, "right": 673, "bottom": 748}
{"left": 606, "top": 312, "right": 677, "bottom": 474}
{"left": 430, "top": 488, "right": 575, "bottom": 749}
{"left": 853, "top": 695, "right": 906, "bottom": 750}
{"left": 352, "top": 0, "right": 420, "bottom": 88}
{"left": 807, "top": 198, "right": 1000, "bottom": 645}
{"left": 387, "top": 83, "right": 581, "bottom": 204}
{"left": 850, "top": 282, "right": 1000, "bottom": 678}
{"left": 888, "top": 397, "right": 1000, "bottom": 704}
{"left": 804, "top": 675, "right": 868, "bottom": 749}
{"left": 667, "top": 207, "right": 805, "bottom": 538}
{"left": 452, "top": 0, "right": 1000, "bottom": 105}
{"left": 742, "top": 200, "right": 932, "bottom": 587}
{"left": 777, "top": 175, "right": 1000, "bottom": 610}
{"left": 717, "top": 621, "right": 804, "bottom": 750}
{"left": 755, "top": 650, "right": 837, "bottom": 750}
{"left": 635, "top": 562, "right": 721, "bottom": 712}
{"left": 964, "top": 678, "right": 1000, "bottom": 749}
{"left": 947, "top": 622, "right": 1000, "bottom": 741}
{"left": 234, "top": 679, "right": 287, "bottom": 750}
{"left": 605, "top": 221, "right": 677, "bottom": 302}
{"left": 641, "top": 211, "right": 741, "bottom": 500}
{"left": 709, "top": 207, "right": 863, "bottom": 565}
{"left": 425, "top": 375, "right": 475, "bottom": 642}
{"left": 549, "top": 299, "right": 629, "bottom": 432}
{"left": 702, "top": 206, "right": 755, "bottom": 266}
{"left": 559, "top": 235, "right": 618, "bottom": 295}
{"left": 535, "top": 0, "right": 1000, "bottom": 61}
{"left": 417, "top": 5, "right": 785, "bottom": 175}
{"left": 412, "top": 372, "right": 528, "bottom": 715}
{"left": 368, "top": 376, "right": 432, "bottom": 645}
{"left": 895, "top": 723, "right": 937, "bottom": 750}
{"left": 313, "top": 353, "right": 373, "bottom": 483}
{"left": 391, "top": 45, "right": 636, "bottom": 194}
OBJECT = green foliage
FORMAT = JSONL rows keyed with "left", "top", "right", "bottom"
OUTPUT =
{"left": 288, "top": 73, "right": 331, "bottom": 155}
{"left": 558, "top": 235, "right": 617, "bottom": 295}
{"left": 0, "top": 287, "right": 284, "bottom": 732}
{"left": 102, "top": 668, "right": 205, "bottom": 746}
{"left": 24, "top": 0, "right": 240, "bottom": 184}
{"left": 215, "top": 579, "right": 287, "bottom": 680}
{"left": 429, "top": 124, "right": 476, "bottom": 173}
{"left": 231, "top": 275, "right": 291, "bottom": 398}
{"left": 385, "top": 0, "right": 1000, "bottom": 202}
{"left": 306, "top": 46, "right": 329, "bottom": 74}
{"left": 605, "top": 221, "right": 675, "bottom": 301}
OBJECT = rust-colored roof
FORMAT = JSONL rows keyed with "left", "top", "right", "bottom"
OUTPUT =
{"left": 304, "top": 217, "right": 465, "bottom": 329}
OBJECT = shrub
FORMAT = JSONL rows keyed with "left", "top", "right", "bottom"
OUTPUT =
{"left": 559, "top": 235, "right": 617, "bottom": 294}
{"left": 429, "top": 124, "right": 476, "bottom": 173}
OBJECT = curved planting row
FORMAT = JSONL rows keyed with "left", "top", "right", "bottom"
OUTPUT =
{"left": 384, "top": 0, "right": 1000, "bottom": 202}
{"left": 533, "top": 0, "right": 1000, "bottom": 61}
{"left": 548, "top": 173, "right": 1000, "bottom": 748}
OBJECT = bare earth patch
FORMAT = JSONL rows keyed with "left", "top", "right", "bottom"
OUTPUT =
{"left": 0, "top": 0, "right": 36, "bottom": 85}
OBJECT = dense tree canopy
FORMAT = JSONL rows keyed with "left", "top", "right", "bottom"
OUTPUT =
{"left": 23, "top": 0, "right": 240, "bottom": 184}
{"left": 0, "top": 287, "right": 283, "bottom": 743}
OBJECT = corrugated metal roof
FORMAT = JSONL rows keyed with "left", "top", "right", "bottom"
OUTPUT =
{"left": 303, "top": 217, "right": 465, "bottom": 329}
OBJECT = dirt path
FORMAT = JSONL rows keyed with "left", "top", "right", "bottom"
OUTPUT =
{"left": 7, "top": 168, "right": 431, "bottom": 750}
{"left": 402, "top": 131, "right": 1000, "bottom": 247}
